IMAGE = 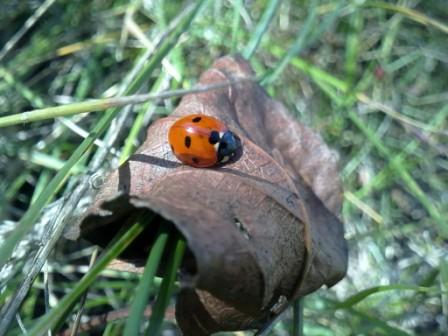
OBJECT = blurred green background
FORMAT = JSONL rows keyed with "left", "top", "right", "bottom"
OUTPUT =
{"left": 0, "top": 0, "right": 447, "bottom": 335}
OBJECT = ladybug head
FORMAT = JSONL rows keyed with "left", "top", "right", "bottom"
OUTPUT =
{"left": 217, "top": 130, "right": 241, "bottom": 163}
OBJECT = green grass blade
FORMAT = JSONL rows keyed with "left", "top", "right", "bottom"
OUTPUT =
{"left": 145, "top": 235, "right": 186, "bottom": 336}
{"left": 231, "top": 0, "right": 243, "bottom": 53}
{"left": 123, "top": 226, "right": 170, "bottom": 336}
{"left": 119, "top": 75, "right": 167, "bottom": 164}
{"left": 441, "top": 259, "right": 448, "bottom": 318}
{"left": 0, "top": 0, "right": 208, "bottom": 270}
{"left": 0, "top": 80, "right": 240, "bottom": 129}
{"left": 355, "top": 105, "right": 448, "bottom": 199}
{"left": 348, "top": 307, "right": 411, "bottom": 336}
{"left": 262, "top": 6, "right": 317, "bottom": 85}
{"left": 119, "top": 103, "right": 148, "bottom": 164}
{"left": 264, "top": 1, "right": 345, "bottom": 84}
{"left": 0, "top": 99, "right": 127, "bottom": 128}
{"left": 0, "top": 67, "right": 46, "bottom": 108}
{"left": 243, "top": 0, "right": 281, "bottom": 59}
{"left": 0, "top": 112, "right": 111, "bottom": 269}
{"left": 4, "top": 173, "right": 28, "bottom": 205}
{"left": 30, "top": 170, "right": 51, "bottom": 205}
{"left": 292, "top": 299, "right": 303, "bottom": 336}
{"left": 365, "top": 1, "right": 448, "bottom": 34}
{"left": 27, "top": 212, "right": 152, "bottom": 336}
{"left": 267, "top": 48, "right": 447, "bottom": 237}
{"left": 348, "top": 110, "right": 447, "bottom": 237}
{"left": 269, "top": 46, "right": 348, "bottom": 92}
{"left": 334, "top": 284, "right": 439, "bottom": 309}
{"left": 344, "top": 7, "right": 363, "bottom": 85}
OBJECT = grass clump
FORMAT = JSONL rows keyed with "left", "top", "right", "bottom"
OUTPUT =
{"left": 0, "top": 0, "right": 447, "bottom": 335}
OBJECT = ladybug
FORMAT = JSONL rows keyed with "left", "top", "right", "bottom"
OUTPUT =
{"left": 168, "top": 114, "right": 241, "bottom": 168}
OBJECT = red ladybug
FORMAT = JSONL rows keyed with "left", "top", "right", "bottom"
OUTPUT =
{"left": 168, "top": 114, "right": 241, "bottom": 168}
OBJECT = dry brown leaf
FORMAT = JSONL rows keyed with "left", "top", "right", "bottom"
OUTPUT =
{"left": 71, "top": 55, "right": 348, "bottom": 335}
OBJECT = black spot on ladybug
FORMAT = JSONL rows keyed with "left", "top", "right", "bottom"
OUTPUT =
{"left": 184, "top": 136, "right": 191, "bottom": 148}
{"left": 192, "top": 116, "right": 202, "bottom": 123}
{"left": 192, "top": 157, "right": 199, "bottom": 164}
{"left": 208, "top": 131, "right": 220, "bottom": 145}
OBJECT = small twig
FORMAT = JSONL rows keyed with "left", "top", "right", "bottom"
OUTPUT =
{"left": 0, "top": 77, "right": 258, "bottom": 128}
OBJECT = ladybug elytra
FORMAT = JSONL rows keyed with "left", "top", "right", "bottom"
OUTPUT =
{"left": 168, "top": 114, "right": 241, "bottom": 168}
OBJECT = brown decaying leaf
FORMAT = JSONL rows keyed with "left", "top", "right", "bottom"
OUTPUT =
{"left": 73, "top": 55, "right": 348, "bottom": 335}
